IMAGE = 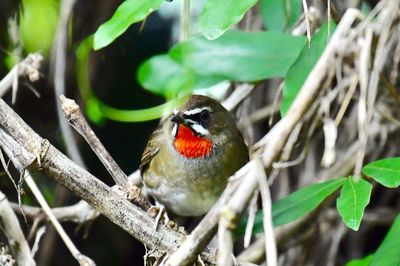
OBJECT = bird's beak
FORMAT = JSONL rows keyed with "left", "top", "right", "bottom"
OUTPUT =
{"left": 170, "top": 113, "right": 185, "bottom": 124}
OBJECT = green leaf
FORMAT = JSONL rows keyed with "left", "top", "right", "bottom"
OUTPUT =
{"left": 20, "top": 0, "right": 58, "bottom": 56}
{"left": 281, "top": 21, "right": 336, "bottom": 116}
{"left": 260, "top": 0, "right": 287, "bottom": 32}
{"left": 93, "top": 0, "right": 164, "bottom": 50}
{"left": 137, "top": 55, "right": 225, "bottom": 97}
{"left": 259, "top": 0, "right": 302, "bottom": 32}
{"left": 170, "top": 30, "right": 306, "bottom": 82}
{"left": 287, "top": 0, "right": 302, "bottom": 29}
{"left": 259, "top": 0, "right": 301, "bottom": 32}
{"left": 362, "top": 157, "right": 400, "bottom": 188}
{"left": 272, "top": 178, "right": 346, "bottom": 227}
{"left": 336, "top": 177, "right": 372, "bottom": 231}
{"left": 138, "top": 55, "right": 195, "bottom": 98}
{"left": 345, "top": 255, "right": 373, "bottom": 266}
{"left": 370, "top": 215, "right": 400, "bottom": 266}
{"left": 200, "top": 0, "right": 258, "bottom": 40}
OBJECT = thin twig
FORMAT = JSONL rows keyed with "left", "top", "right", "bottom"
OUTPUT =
{"left": 59, "top": 96, "right": 126, "bottom": 186}
{"left": 301, "top": 0, "right": 311, "bottom": 45}
{"left": 244, "top": 189, "right": 259, "bottom": 248}
{"left": 10, "top": 200, "right": 99, "bottom": 224}
{"left": 0, "top": 190, "right": 36, "bottom": 266}
{"left": 59, "top": 96, "right": 150, "bottom": 210}
{"left": 0, "top": 53, "right": 42, "bottom": 98}
{"left": 25, "top": 173, "right": 96, "bottom": 266}
{"left": 256, "top": 160, "right": 277, "bottom": 266}
{"left": 222, "top": 84, "right": 254, "bottom": 111}
{"left": 51, "top": 0, "right": 85, "bottom": 167}
{"left": 179, "top": 0, "right": 190, "bottom": 41}
{"left": 218, "top": 210, "right": 235, "bottom": 266}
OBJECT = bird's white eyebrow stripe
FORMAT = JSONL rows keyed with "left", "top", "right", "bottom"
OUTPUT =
{"left": 183, "top": 107, "right": 211, "bottom": 116}
{"left": 191, "top": 123, "right": 209, "bottom": 136}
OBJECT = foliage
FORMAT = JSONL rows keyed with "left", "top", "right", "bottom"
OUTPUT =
{"left": 346, "top": 215, "right": 400, "bottom": 266}
{"left": 259, "top": 0, "right": 301, "bottom": 32}
{"left": 281, "top": 21, "right": 336, "bottom": 115}
{"left": 370, "top": 215, "right": 400, "bottom": 266}
{"left": 336, "top": 177, "right": 372, "bottom": 231}
{"left": 20, "top": 0, "right": 58, "bottom": 56}
{"left": 272, "top": 177, "right": 346, "bottom": 227}
{"left": 240, "top": 156, "right": 400, "bottom": 240}
{"left": 138, "top": 30, "right": 306, "bottom": 97}
{"left": 93, "top": 0, "right": 164, "bottom": 50}
{"left": 362, "top": 157, "right": 400, "bottom": 188}
{"left": 199, "top": 0, "right": 258, "bottom": 40}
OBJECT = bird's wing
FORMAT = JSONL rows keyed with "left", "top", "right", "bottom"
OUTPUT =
{"left": 139, "top": 123, "right": 163, "bottom": 174}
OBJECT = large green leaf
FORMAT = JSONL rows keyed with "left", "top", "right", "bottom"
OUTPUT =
{"left": 370, "top": 215, "right": 400, "bottom": 266}
{"left": 259, "top": 0, "right": 302, "bottom": 32}
{"left": 200, "top": 0, "right": 258, "bottom": 40}
{"left": 93, "top": 0, "right": 164, "bottom": 50}
{"left": 236, "top": 178, "right": 346, "bottom": 235}
{"left": 137, "top": 55, "right": 225, "bottom": 97}
{"left": 336, "top": 177, "right": 372, "bottom": 231}
{"left": 137, "top": 55, "right": 195, "bottom": 98}
{"left": 345, "top": 255, "right": 373, "bottom": 266}
{"left": 281, "top": 21, "right": 336, "bottom": 115}
{"left": 170, "top": 30, "right": 306, "bottom": 82}
{"left": 362, "top": 157, "right": 400, "bottom": 188}
{"left": 272, "top": 178, "right": 346, "bottom": 227}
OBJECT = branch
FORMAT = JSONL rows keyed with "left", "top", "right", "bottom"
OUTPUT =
{"left": 51, "top": 0, "right": 85, "bottom": 167}
{"left": 0, "top": 190, "right": 36, "bottom": 266}
{"left": 59, "top": 97, "right": 126, "bottom": 186}
{"left": 0, "top": 53, "right": 42, "bottom": 99}
{"left": 10, "top": 200, "right": 99, "bottom": 224}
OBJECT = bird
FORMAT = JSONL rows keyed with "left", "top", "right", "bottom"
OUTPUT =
{"left": 140, "top": 95, "right": 249, "bottom": 217}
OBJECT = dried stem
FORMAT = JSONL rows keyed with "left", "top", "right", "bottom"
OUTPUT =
{"left": 0, "top": 190, "right": 36, "bottom": 265}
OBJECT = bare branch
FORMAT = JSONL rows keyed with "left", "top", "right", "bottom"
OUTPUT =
{"left": 222, "top": 83, "right": 254, "bottom": 111}
{"left": 60, "top": 96, "right": 150, "bottom": 210}
{"left": 0, "top": 53, "right": 42, "bottom": 98}
{"left": 10, "top": 200, "right": 99, "bottom": 224}
{"left": 257, "top": 160, "right": 277, "bottom": 266}
{"left": 51, "top": 0, "right": 85, "bottom": 167}
{"left": 0, "top": 190, "right": 36, "bottom": 266}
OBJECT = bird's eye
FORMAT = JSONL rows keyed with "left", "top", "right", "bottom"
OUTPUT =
{"left": 200, "top": 110, "right": 209, "bottom": 122}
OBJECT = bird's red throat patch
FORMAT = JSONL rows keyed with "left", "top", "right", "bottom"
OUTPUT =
{"left": 173, "top": 125, "right": 213, "bottom": 158}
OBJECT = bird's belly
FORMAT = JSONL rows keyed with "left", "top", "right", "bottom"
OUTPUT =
{"left": 142, "top": 140, "right": 237, "bottom": 216}
{"left": 144, "top": 177, "right": 219, "bottom": 216}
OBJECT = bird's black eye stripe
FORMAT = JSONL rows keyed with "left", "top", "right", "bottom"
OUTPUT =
{"left": 199, "top": 110, "right": 209, "bottom": 122}
{"left": 186, "top": 110, "right": 210, "bottom": 125}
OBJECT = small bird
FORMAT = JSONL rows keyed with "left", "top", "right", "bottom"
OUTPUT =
{"left": 140, "top": 95, "right": 249, "bottom": 216}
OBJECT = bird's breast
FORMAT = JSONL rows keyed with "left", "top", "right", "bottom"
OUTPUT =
{"left": 173, "top": 125, "right": 213, "bottom": 158}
